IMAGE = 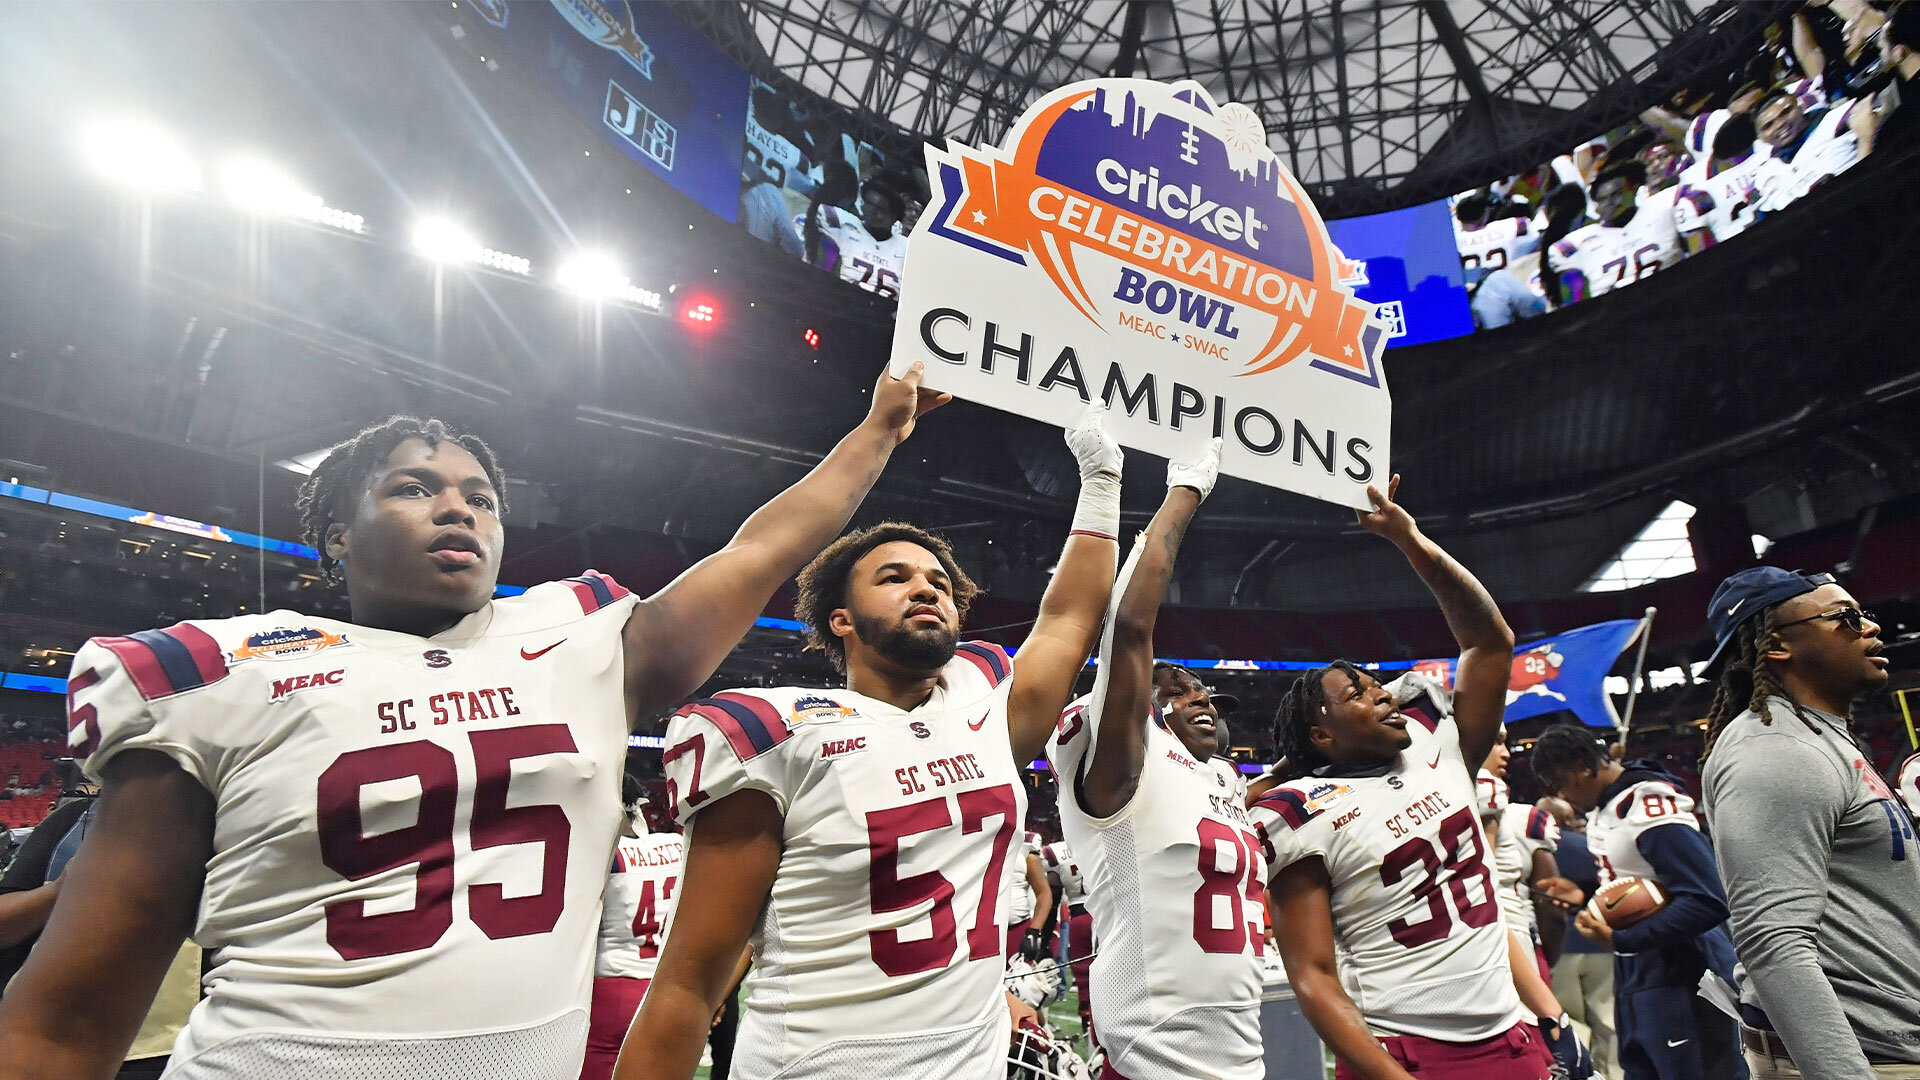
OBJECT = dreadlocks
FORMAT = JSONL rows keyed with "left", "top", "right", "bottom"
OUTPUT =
{"left": 1528, "top": 723, "right": 1612, "bottom": 793}
{"left": 296, "top": 417, "right": 506, "bottom": 582}
{"left": 1701, "top": 604, "right": 1826, "bottom": 759}
{"left": 1271, "top": 659, "right": 1374, "bottom": 777}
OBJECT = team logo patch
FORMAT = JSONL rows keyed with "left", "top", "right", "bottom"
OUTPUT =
{"left": 1302, "top": 780, "right": 1352, "bottom": 814}
{"left": 788, "top": 696, "right": 857, "bottom": 726}
{"left": 228, "top": 627, "right": 348, "bottom": 664}
{"left": 909, "top": 721, "right": 932, "bottom": 740}
{"left": 423, "top": 649, "right": 452, "bottom": 669}
{"left": 270, "top": 668, "right": 345, "bottom": 703}
{"left": 820, "top": 736, "right": 868, "bottom": 761}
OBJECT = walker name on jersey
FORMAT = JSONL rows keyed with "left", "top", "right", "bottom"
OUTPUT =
{"left": 621, "top": 841, "right": 683, "bottom": 871}
{"left": 1383, "top": 787, "right": 1459, "bottom": 840}
{"left": 895, "top": 752, "right": 990, "bottom": 795}
{"left": 374, "top": 685, "right": 523, "bottom": 734}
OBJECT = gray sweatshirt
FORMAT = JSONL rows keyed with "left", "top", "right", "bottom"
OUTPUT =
{"left": 1703, "top": 696, "right": 1920, "bottom": 1078}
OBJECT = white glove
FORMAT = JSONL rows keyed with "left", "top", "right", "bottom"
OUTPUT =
{"left": 1167, "top": 437, "right": 1222, "bottom": 502}
{"left": 1064, "top": 406, "right": 1122, "bottom": 540}
{"left": 1064, "top": 405, "right": 1123, "bottom": 483}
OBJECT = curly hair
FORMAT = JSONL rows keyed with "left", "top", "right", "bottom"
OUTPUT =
{"left": 1701, "top": 604, "right": 1838, "bottom": 760}
{"left": 793, "top": 522, "right": 978, "bottom": 673}
{"left": 1271, "top": 659, "right": 1375, "bottom": 777}
{"left": 1528, "top": 723, "right": 1612, "bottom": 794}
{"left": 296, "top": 417, "right": 506, "bottom": 582}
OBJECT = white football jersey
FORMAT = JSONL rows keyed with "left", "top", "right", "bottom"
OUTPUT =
{"left": 662, "top": 642, "right": 1025, "bottom": 1080}
{"left": 68, "top": 572, "right": 639, "bottom": 1079}
{"left": 1454, "top": 217, "right": 1536, "bottom": 281}
{"left": 1896, "top": 754, "right": 1920, "bottom": 818}
{"left": 805, "top": 205, "right": 908, "bottom": 299}
{"left": 1784, "top": 101, "right": 1864, "bottom": 187}
{"left": 1492, "top": 802, "right": 1559, "bottom": 938}
{"left": 1587, "top": 777, "right": 1697, "bottom": 889}
{"left": 595, "top": 832, "right": 684, "bottom": 981}
{"left": 1051, "top": 696, "right": 1265, "bottom": 1080}
{"left": 1251, "top": 708, "right": 1526, "bottom": 1042}
{"left": 1544, "top": 187, "right": 1684, "bottom": 301}
{"left": 1214, "top": 757, "right": 1250, "bottom": 806}
{"left": 1009, "top": 830, "right": 1043, "bottom": 924}
{"left": 1041, "top": 840, "right": 1089, "bottom": 912}
{"left": 1672, "top": 148, "right": 1806, "bottom": 247}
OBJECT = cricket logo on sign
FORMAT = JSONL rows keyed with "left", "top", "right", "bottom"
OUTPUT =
{"left": 892, "top": 80, "right": 1393, "bottom": 509}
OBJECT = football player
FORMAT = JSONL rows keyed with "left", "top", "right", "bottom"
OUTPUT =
{"left": 1544, "top": 161, "right": 1685, "bottom": 305}
{"left": 1453, "top": 194, "right": 1541, "bottom": 284}
{"left": 617, "top": 411, "right": 1123, "bottom": 1080}
{"left": 809, "top": 178, "right": 910, "bottom": 300}
{"left": 1053, "top": 437, "right": 1271, "bottom": 1080}
{"left": 1007, "top": 831, "right": 1053, "bottom": 960}
{"left": 582, "top": 778, "right": 686, "bottom": 1080}
{"left": 1255, "top": 477, "right": 1572, "bottom": 1080}
{"left": 1755, "top": 88, "right": 1875, "bottom": 187}
{"left": 1529, "top": 725, "right": 1744, "bottom": 1080}
{"left": 0, "top": 363, "right": 946, "bottom": 1080}
{"left": 1476, "top": 732, "right": 1575, "bottom": 973}
{"left": 1040, "top": 839, "right": 1095, "bottom": 1032}
{"left": 1672, "top": 113, "right": 1806, "bottom": 254}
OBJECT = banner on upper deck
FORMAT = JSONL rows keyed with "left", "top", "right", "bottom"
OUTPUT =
{"left": 889, "top": 78, "right": 1393, "bottom": 509}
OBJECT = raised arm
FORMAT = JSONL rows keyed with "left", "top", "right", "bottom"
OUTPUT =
{"left": 1356, "top": 477, "right": 1514, "bottom": 770}
{"left": 0, "top": 751, "right": 213, "bottom": 1080}
{"left": 614, "top": 790, "right": 782, "bottom": 1080}
{"left": 1079, "top": 440, "right": 1219, "bottom": 815}
{"left": 1270, "top": 859, "right": 1417, "bottom": 1080}
{"left": 1006, "top": 411, "right": 1123, "bottom": 763}
{"left": 622, "top": 363, "right": 949, "bottom": 720}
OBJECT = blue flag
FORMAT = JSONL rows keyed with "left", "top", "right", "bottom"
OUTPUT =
{"left": 1406, "top": 618, "right": 1647, "bottom": 728}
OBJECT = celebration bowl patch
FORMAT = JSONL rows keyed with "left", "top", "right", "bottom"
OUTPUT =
{"left": 229, "top": 627, "right": 349, "bottom": 664}
{"left": 788, "top": 695, "right": 857, "bottom": 726}
{"left": 1302, "top": 780, "right": 1353, "bottom": 814}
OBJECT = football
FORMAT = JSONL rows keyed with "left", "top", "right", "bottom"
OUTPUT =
{"left": 1588, "top": 876, "right": 1668, "bottom": 929}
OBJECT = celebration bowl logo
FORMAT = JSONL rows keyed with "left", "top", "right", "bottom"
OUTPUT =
{"left": 229, "top": 627, "right": 349, "bottom": 664}
{"left": 923, "top": 80, "right": 1386, "bottom": 382}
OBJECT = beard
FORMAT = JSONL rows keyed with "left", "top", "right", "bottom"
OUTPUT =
{"left": 852, "top": 611, "right": 958, "bottom": 672}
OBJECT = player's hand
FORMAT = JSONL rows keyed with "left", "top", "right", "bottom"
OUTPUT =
{"left": 1355, "top": 474, "right": 1418, "bottom": 543}
{"left": 1004, "top": 989, "right": 1040, "bottom": 1030}
{"left": 1573, "top": 908, "right": 1614, "bottom": 949}
{"left": 1064, "top": 405, "right": 1123, "bottom": 483}
{"left": 1539, "top": 1011, "right": 1595, "bottom": 1079}
{"left": 1167, "top": 437, "right": 1222, "bottom": 502}
{"left": 1020, "top": 928, "right": 1048, "bottom": 962}
{"left": 1536, "top": 876, "right": 1584, "bottom": 905}
{"left": 867, "top": 362, "right": 951, "bottom": 445}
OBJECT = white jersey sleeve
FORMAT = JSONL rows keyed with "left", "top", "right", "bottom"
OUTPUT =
{"left": 66, "top": 572, "right": 641, "bottom": 1080}
{"left": 595, "top": 834, "right": 685, "bottom": 981}
{"left": 1491, "top": 803, "right": 1558, "bottom": 936}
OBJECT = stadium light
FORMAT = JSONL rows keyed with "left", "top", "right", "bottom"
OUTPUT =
{"left": 219, "top": 156, "right": 322, "bottom": 218}
{"left": 556, "top": 251, "right": 628, "bottom": 299}
{"left": 412, "top": 216, "right": 483, "bottom": 264}
{"left": 77, "top": 115, "right": 200, "bottom": 193}
{"left": 802, "top": 327, "right": 820, "bottom": 349}
{"left": 679, "top": 296, "right": 721, "bottom": 331}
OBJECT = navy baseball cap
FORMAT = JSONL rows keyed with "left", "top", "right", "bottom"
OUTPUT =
{"left": 1705, "top": 566, "right": 1836, "bottom": 669}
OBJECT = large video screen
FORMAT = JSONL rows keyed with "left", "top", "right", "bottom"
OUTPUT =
{"left": 1447, "top": 1, "right": 1907, "bottom": 334}
{"left": 1324, "top": 199, "right": 1475, "bottom": 348}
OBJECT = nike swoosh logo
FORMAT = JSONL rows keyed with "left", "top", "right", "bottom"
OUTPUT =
{"left": 1603, "top": 894, "right": 1626, "bottom": 910}
{"left": 1428, "top": 751, "right": 1442, "bottom": 769}
{"left": 1666, "top": 1039, "right": 1689, "bottom": 1047}
{"left": 1727, "top": 599, "right": 1744, "bottom": 617}
{"left": 520, "top": 640, "right": 565, "bottom": 661}
{"left": 967, "top": 712, "right": 989, "bottom": 731}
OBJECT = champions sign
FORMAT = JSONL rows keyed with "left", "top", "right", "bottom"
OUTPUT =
{"left": 890, "top": 80, "right": 1392, "bottom": 509}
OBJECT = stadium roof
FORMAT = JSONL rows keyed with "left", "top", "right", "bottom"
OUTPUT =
{"left": 683, "top": 0, "right": 1785, "bottom": 213}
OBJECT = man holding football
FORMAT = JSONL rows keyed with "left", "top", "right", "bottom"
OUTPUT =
{"left": 1528, "top": 725, "right": 1744, "bottom": 1080}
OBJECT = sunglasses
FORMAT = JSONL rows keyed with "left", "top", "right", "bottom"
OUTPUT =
{"left": 1775, "top": 606, "right": 1876, "bottom": 635}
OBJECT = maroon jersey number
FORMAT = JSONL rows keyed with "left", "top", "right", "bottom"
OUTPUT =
{"left": 1378, "top": 807, "right": 1499, "bottom": 948}
{"left": 866, "top": 783, "right": 1018, "bottom": 976}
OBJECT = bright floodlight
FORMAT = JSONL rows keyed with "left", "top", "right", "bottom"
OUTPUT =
{"left": 412, "top": 217, "right": 482, "bottom": 264}
{"left": 77, "top": 116, "right": 200, "bottom": 192}
{"left": 556, "top": 251, "right": 628, "bottom": 299}
{"left": 220, "top": 157, "right": 322, "bottom": 218}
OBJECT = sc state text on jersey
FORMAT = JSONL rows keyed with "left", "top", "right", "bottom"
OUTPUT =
{"left": 895, "top": 752, "right": 989, "bottom": 795}
{"left": 1383, "top": 788, "right": 1458, "bottom": 839}
{"left": 375, "top": 685, "right": 523, "bottom": 734}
